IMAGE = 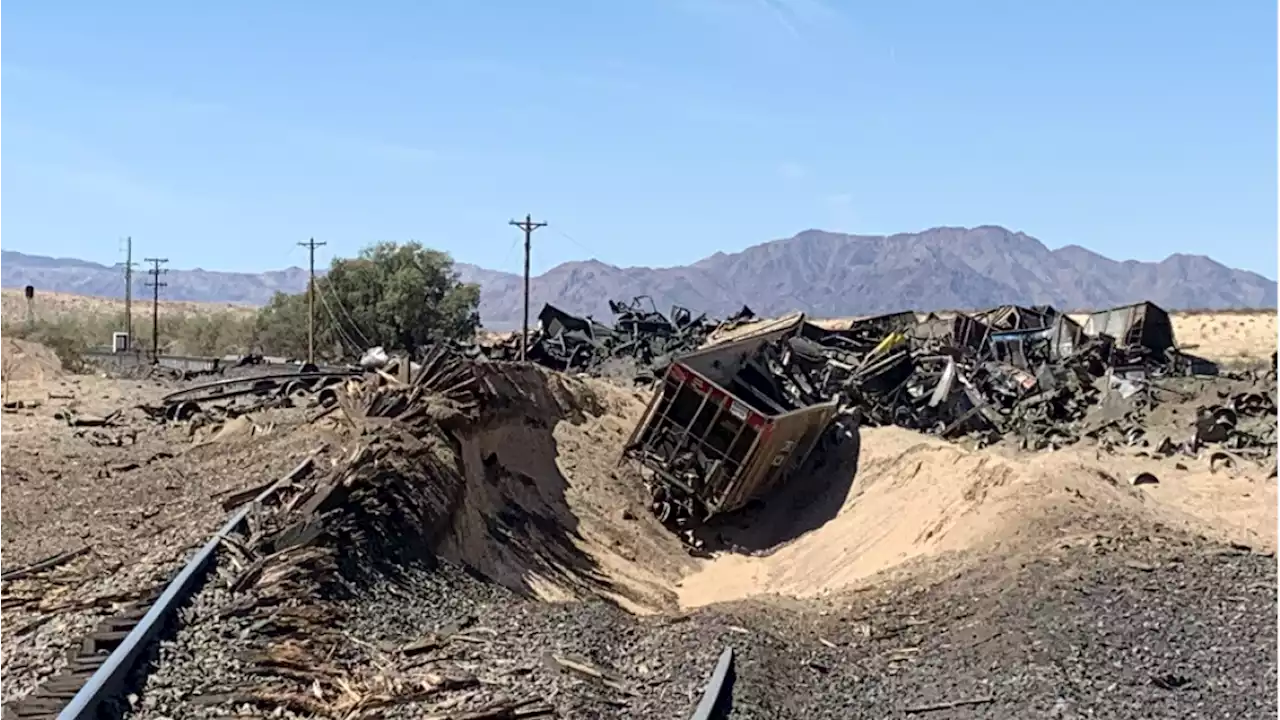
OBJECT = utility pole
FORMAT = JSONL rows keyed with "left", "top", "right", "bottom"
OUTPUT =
{"left": 297, "top": 238, "right": 327, "bottom": 364}
{"left": 508, "top": 214, "right": 546, "bottom": 362}
{"left": 123, "top": 236, "right": 135, "bottom": 350}
{"left": 144, "top": 258, "right": 168, "bottom": 361}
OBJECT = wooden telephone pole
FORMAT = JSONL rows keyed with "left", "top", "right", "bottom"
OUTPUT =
{"left": 144, "top": 257, "right": 168, "bottom": 360}
{"left": 123, "top": 236, "right": 135, "bottom": 350}
{"left": 298, "top": 238, "right": 327, "bottom": 364}
{"left": 508, "top": 215, "right": 546, "bottom": 362}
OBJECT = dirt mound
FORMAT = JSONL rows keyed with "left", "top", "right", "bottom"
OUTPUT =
{"left": 438, "top": 364, "right": 693, "bottom": 612}
{"left": 232, "top": 357, "right": 692, "bottom": 614}
{"left": 677, "top": 426, "right": 1277, "bottom": 607}
{"left": 0, "top": 338, "right": 63, "bottom": 384}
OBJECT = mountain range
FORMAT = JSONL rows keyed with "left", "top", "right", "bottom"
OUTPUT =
{"left": 3, "top": 226, "right": 1275, "bottom": 327}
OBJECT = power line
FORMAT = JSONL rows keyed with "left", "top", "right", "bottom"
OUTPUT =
{"left": 320, "top": 274, "right": 372, "bottom": 348}
{"left": 297, "top": 238, "right": 327, "bottom": 364}
{"left": 317, "top": 280, "right": 361, "bottom": 356}
{"left": 552, "top": 228, "right": 593, "bottom": 255}
{"left": 508, "top": 214, "right": 547, "bottom": 362}
{"left": 143, "top": 257, "right": 168, "bottom": 361}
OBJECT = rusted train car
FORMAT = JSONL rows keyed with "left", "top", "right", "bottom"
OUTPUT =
{"left": 620, "top": 315, "right": 841, "bottom": 527}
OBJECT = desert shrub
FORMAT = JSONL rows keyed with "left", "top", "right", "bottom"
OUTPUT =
{"left": 144, "top": 311, "right": 258, "bottom": 357}
{"left": 7, "top": 317, "right": 95, "bottom": 372}
{"left": 5, "top": 309, "right": 259, "bottom": 364}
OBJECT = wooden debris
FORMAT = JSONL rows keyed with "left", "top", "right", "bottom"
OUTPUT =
{"left": 218, "top": 478, "right": 279, "bottom": 511}
{"left": 2, "top": 546, "right": 92, "bottom": 582}
{"left": 545, "top": 653, "right": 636, "bottom": 696}
{"left": 401, "top": 634, "right": 445, "bottom": 657}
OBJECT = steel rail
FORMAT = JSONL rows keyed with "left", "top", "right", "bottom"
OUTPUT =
{"left": 689, "top": 646, "right": 735, "bottom": 720}
{"left": 56, "top": 451, "right": 322, "bottom": 720}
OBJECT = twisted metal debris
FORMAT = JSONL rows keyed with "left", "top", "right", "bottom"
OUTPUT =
{"left": 471, "top": 297, "right": 757, "bottom": 382}
{"left": 620, "top": 300, "right": 1277, "bottom": 530}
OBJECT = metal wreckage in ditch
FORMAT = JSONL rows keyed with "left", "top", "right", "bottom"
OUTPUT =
{"left": 476, "top": 298, "right": 1275, "bottom": 536}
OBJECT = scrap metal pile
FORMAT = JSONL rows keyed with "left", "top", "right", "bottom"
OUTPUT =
{"left": 472, "top": 296, "right": 757, "bottom": 381}
{"left": 689, "top": 301, "right": 1276, "bottom": 457}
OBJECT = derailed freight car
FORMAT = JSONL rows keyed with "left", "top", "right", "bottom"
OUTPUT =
{"left": 620, "top": 315, "right": 841, "bottom": 528}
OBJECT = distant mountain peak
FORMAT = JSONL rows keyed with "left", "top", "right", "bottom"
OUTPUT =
{"left": 3, "top": 227, "right": 1274, "bottom": 327}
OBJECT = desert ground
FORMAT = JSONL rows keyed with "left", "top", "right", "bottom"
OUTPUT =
{"left": 1, "top": 301, "right": 1276, "bottom": 719}
{"left": 1160, "top": 309, "right": 1279, "bottom": 365}
{"left": 0, "top": 288, "right": 258, "bottom": 325}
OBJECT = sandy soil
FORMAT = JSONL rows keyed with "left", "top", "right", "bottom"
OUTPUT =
{"left": 1168, "top": 310, "right": 1277, "bottom": 364}
{"left": 1, "top": 337, "right": 65, "bottom": 387}
{"left": 675, "top": 425, "right": 1276, "bottom": 607}
{"left": 1, "top": 393, "right": 339, "bottom": 565}
{"left": 548, "top": 376, "right": 699, "bottom": 610}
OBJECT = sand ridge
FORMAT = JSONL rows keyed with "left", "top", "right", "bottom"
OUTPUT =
{"left": 675, "top": 426, "right": 1277, "bottom": 608}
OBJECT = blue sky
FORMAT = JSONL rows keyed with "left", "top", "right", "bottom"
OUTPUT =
{"left": 3, "top": 1, "right": 1276, "bottom": 279}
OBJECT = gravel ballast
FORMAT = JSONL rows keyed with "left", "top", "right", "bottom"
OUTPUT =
{"left": 123, "top": 534, "right": 1277, "bottom": 719}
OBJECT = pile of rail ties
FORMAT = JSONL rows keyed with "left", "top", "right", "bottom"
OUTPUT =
{"left": 472, "top": 298, "right": 1276, "bottom": 465}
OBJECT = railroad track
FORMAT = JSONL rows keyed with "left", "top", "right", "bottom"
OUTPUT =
{"left": 690, "top": 647, "right": 736, "bottom": 720}
{"left": 157, "top": 370, "right": 357, "bottom": 421}
{"left": 3, "top": 453, "right": 321, "bottom": 720}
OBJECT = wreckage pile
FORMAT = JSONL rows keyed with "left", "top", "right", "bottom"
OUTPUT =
{"left": 139, "top": 297, "right": 1273, "bottom": 539}
{"left": 684, "top": 301, "right": 1274, "bottom": 452}
{"left": 472, "top": 298, "right": 1272, "bottom": 458}
{"left": 616, "top": 300, "right": 1277, "bottom": 530}
{"left": 473, "top": 296, "right": 756, "bottom": 381}
{"left": 835, "top": 303, "right": 1272, "bottom": 453}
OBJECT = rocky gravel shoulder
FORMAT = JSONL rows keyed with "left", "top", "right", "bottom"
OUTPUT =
{"left": 1, "top": 394, "right": 341, "bottom": 705}
{"left": 734, "top": 534, "right": 1278, "bottom": 719}
{"left": 122, "top": 531, "right": 1277, "bottom": 719}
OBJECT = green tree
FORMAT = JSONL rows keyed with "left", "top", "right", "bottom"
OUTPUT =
{"left": 255, "top": 242, "right": 480, "bottom": 360}
{"left": 253, "top": 291, "right": 312, "bottom": 359}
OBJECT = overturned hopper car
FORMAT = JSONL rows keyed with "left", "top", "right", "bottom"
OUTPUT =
{"left": 620, "top": 315, "right": 841, "bottom": 528}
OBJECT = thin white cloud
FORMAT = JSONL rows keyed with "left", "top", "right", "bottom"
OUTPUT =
{"left": 754, "top": 0, "right": 802, "bottom": 38}
{"left": 675, "top": 0, "right": 845, "bottom": 42}
{"left": 764, "top": 0, "right": 842, "bottom": 28}
{"left": 779, "top": 161, "right": 807, "bottom": 181}
{"left": 22, "top": 162, "right": 187, "bottom": 215}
